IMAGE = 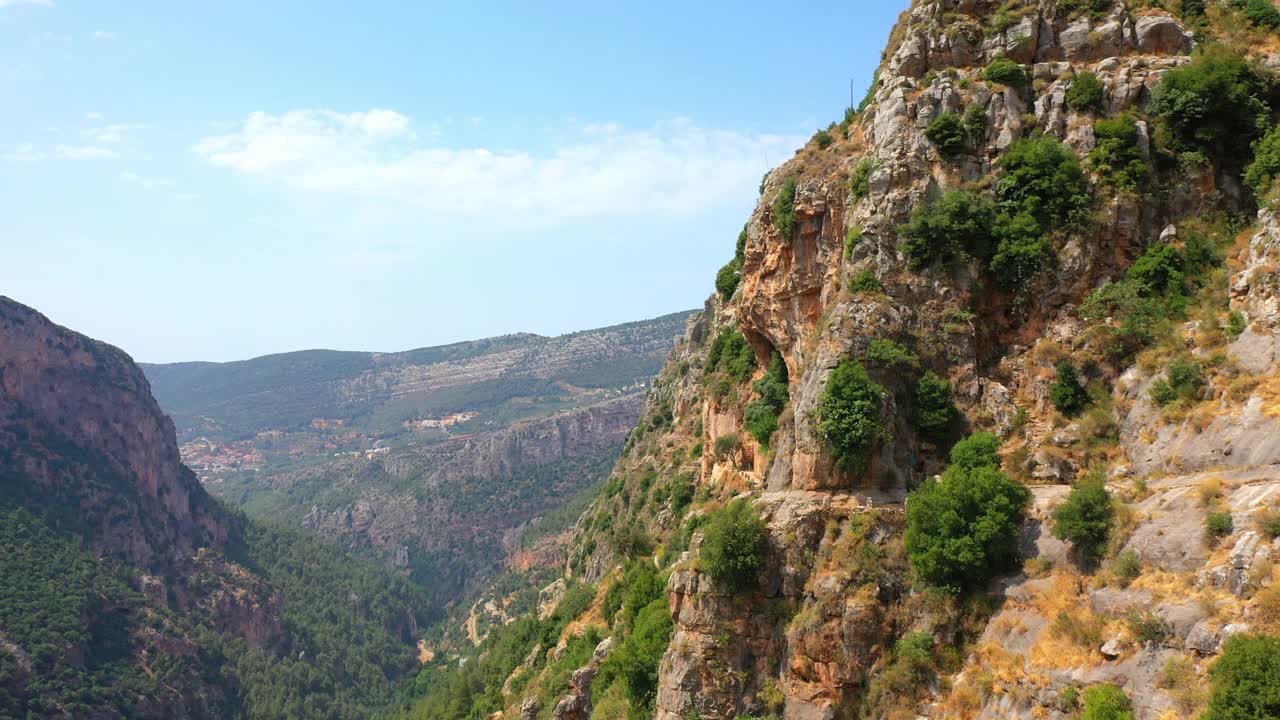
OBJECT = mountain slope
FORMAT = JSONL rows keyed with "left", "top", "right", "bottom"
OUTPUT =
{"left": 142, "top": 312, "right": 694, "bottom": 608}
{"left": 397, "top": 3, "right": 1280, "bottom": 719}
{"left": 0, "top": 296, "right": 427, "bottom": 719}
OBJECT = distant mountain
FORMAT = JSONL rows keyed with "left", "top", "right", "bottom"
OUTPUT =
{"left": 0, "top": 296, "right": 428, "bottom": 719}
{"left": 141, "top": 311, "right": 696, "bottom": 607}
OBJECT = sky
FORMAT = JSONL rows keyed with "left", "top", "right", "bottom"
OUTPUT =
{"left": 0, "top": 0, "right": 906, "bottom": 363}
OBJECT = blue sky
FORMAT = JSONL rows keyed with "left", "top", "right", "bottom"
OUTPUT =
{"left": 1, "top": 0, "right": 906, "bottom": 362}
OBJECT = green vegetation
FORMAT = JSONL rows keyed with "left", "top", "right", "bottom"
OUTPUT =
{"left": 595, "top": 597, "right": 673, "bottom": 718}
{"left": 1082, "top": 227, "right": 1224, "bottom": 361}
{"left": 1050, "top": 361, "right": 1090, "bottom": 417}
{"left": 1151, "top": 356, "right": 1204, "bottom": 407}
{"left": 1051, "top": 473, "right": 1114, "bottom": 564}
{"left": 926, "top": 112, "right": 969, "bottom": 157}
{"left": 1245, "top": 126, "right": 1280, "bottom": 197}
{"left": 1112, "top": 549, "right": 1143, "bottom": 585}
{"left": 774, "top": 176, "right": 799, "bottom": 239}
{"left": 1150, "top": 48, "right": 1271, "bottom": 166}
{"left": 990, "top": 209, "right": 1052, "bottom": 289}
{"left": 816, "top": 358, "right": 889, "bottom": 476}
{"left": 905, "top": 433, "right": 1031, "bottom": 594}
{"left": 1204, "top": 634, "right": 1280, "bottom": 720}
{"left": 1081, "top": 684, "right": 1133, "bottom": 720}
{"left": 700, "top": 498, "right": 769, "bottom": 592}
{"left": 1239, "top": 0, "right": 1280, "bottom": 29}
{"left": 995, "top": 135, "right": 1090, "bottom": 231}
{"left": 866, "top": 338, "right": 921, "bottom": 370}
{"left": 1066, "top": 71, "right": 1105, "bottom": 111}
{"left": 1090, "top": 115, "right": 1150, "bottom": 191}
{"left": 984, "top": 56, "right": 1027, "bottom": 86}
{"left": 402, "top": 579, "right": 604, "bottom": 720}
{"left": 706, "top": 329, "right": 757, "bottom": 383}
{"left": 964, "top": 103, "right": 989, "bottom": 141}
{"left": 714, "top": 433, "right": 741, "bottom": 459}
{"left": 1206, "top": 511, "right": 1235, "bottom": 539}
{"left": 744, "top": 352, "right": 790, "bottom": 447}
{"left": 716, "top": 225, "right": 749, "bottom": 300}
{"left": 845, "top": 225, "right": 863, "bottom": 260}
{"left": 813, "top": 127, "right": 835, "bottom": 149}
{"left": 848, "top": 268, "right": 884, "bottom": 295}
{"left": 899, "top": 190, "right": 996, "bottom": 269}
{"left": 912, "top": 371, "right": 956, "bottom": 442}
{"left": 850, "top": 157, "right": 876, "bottom": 200}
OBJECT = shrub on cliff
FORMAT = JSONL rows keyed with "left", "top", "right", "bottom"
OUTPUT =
{"left": 744, "top": 352, "right": 789, "bottom": 447}
{"left": 705, "top": 329, "right": 756, "bottom": 383}
{"left": 1081, "top": 684, "right": 1133, "bottom": 720}
{"left": 774, "top": 176, "right": 798, "bottom": 239}
{"left": 1203, "top": 634, "right": 1280, "bottom": 720}
{"left": 1052, "top": 472, "right": 1114, "bottom": 564}
{"left": 1240, "top": 0, "right": 1280, "bottom": 29}
{"left": 990, "top": 210, "right": 1052, "bottom": 289}
{"left": 1150, "top": 48, "right": 1271, "bottom": 165}
{"left": 1066, "top": 71, "right": 1105, "bottom": 111}
{"left": 1050, "top": 361, "right": 1090, "bottom": 417}
{"left": 1151, "top": 356, "right": 1203, "bottom": 407}
{"left": 1245, "top": 125, "right": 1280, "bottom": 197}
{"left": 996, "top": 135, "right": 1091, "bottom": 231}
{"left": 906, "top": 433, "right": 1030, "bottom": 594}
{"left": 817, "top": 358, "right": 889, "bottom": 476}
{"left": 912, "top": 371, "right": 956, "bottom": 442}
{"left": 1090, "top": 115, "right": 1150, "bottom": 191}
{"left": 700, "top": 498, "right": 769, "bottom": 592}
{"left": 984, "top": 56, "right": 1027, "bottom": 86}
{"left": 594, "top": 597, "right": 673, "bottom": 714}
{"left": 899, "top": 190, "right": 996, "bottom": 269}
{"left": 926, "top": 112, "right": 968, "bottom": 157}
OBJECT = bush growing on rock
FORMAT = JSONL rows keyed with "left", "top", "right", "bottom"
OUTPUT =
{"left": 774, "top": 176, "right": 798, "bottom": 239}
{"left": 1203, "top": 634, "right": 1280, "bottom": 720}
{"left": 1150, "top": 48, "right": 1271, "bottom": 165}
{"left": 1089, "top": 115, "right": 1150, "bottom": 191}
{"left": 1081, "top": 684, "right": 1133, "bottom": 720}
{"left": 706, "top": 329, "right": 756, "bottom": 383}
{"left": 925, "top": 112, "right": 968, "bottom": 157}
{"left": 594, "top": 596, "right": 673, "bottom": 714}
{"left": 1050, "top": 361, "right": 1091, "bottom": 417}
{"left": 744, "top": 352, "right": 789, "bottom": 447}
{"left": 817, "top": 358, "right": 889, "bottom": 476}
{"left": 905, "top": 433, "right": 1031, "bottom": 594}
{"left": 1245, "top": 125, "right": 1280, "bottom": 197}
{"left": 1066, "top": 71, "right": 1105, "bottom": 111}
{"left": 990, "top": 210, "right": 1052, "bottom": 289}
{"left": 995, "top": 135, "right": 1091, "bottom": 231}
{"left": 948, "top": 431, "right": 1002, "bottom": 470}
{"left": 1151, "top": 356, "right": 1203, "bottom": 406}
{"left": 1239, "top": 0, "right": 1280, "bottom": 29}
{"left": 848, "top": 268, "right": 883, "bottom": 295}
{"left": 1205, "top": 511, "right": 1234, "bottom": 539}
{"left": 850, "top": 157, "right": 876, "bottom": 200}
{"left": 899, "top": 190, "right": 996, "bottom": 269}
{"left": 1052, "top": 473, "right": 1114, "bottom": 564}
{"left": 964, "top": 103, "right": 989, "bottom": 140}
{"left": 911, "top": 371, "right": 956, "bottom": 442}
{"left": 984, "top": 56, "right": 1027, "bottom": 86}
{"left": 700, "top": 498, "right": 769, "bottom": 592}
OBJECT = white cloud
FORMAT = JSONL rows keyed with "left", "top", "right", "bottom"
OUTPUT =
{"left": 120, "top": 171, "right": 174, "bottom": 190}
{"left": 0, "top": 0, "right": 52, "bottom": 7}
{"left": 93, "top": 30, "right": 114, "bottom": 40}
{"left": 83, "top": 123, "right": 143, "bottom": 145}
{"left": 195, "top": 109, "right": 801, "bottom": 219}
{"left": 2, "top": 143, "right": 44, "bottom": 162}
{"left": 86, "top": 111, "right": 103, "bottom": 121}
{"left": 55, "top": 144, "right": 117, "bottom": 159}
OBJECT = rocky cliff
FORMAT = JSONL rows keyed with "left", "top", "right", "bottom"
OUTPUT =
{"left": 0, "top": 296, "right": 427, "bottom": 719}
{"left": 0, "top": 296, "right": 228, "bottom": 569}
{"left": 402, "top": 2, "right": 1280, "bottom": 720}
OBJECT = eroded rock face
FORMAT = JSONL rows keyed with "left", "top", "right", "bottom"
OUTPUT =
{"left": 0, "top": 296, "right": 228, "bottom": 567}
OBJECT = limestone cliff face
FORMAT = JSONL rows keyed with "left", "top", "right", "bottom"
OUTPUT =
{"left": 0, "top": 296, "right": 228, "bottom": 568}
